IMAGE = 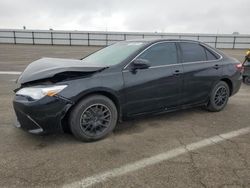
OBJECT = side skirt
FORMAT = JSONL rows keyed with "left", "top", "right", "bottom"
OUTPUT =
{"left": 122, "top": 102, "right": 208, "bottom": 121}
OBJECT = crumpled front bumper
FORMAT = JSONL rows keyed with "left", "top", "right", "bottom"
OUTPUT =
{"left": 13, "top": 95, "right": 73, "bottom": 134}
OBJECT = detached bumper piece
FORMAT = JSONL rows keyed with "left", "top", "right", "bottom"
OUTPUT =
{"left": 13, "top": 95, "right": 73, "bottom": 134}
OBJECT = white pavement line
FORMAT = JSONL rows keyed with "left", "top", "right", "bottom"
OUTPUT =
{"left": 0, "top": 71, "right": 21, "bottom": 75}
{"left": 63, "top": 126, "right": 250, "bottom": 188}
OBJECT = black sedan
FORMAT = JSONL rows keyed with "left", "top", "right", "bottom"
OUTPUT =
{"left": 13, "top": 39, "right": 242, "bottom": 141}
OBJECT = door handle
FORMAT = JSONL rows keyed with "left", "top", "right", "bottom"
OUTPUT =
{"left": 173, "top": 70, "right": 182, "bottom": 76}
{"left": 213, "top": 64, "right": 220, "bottom": 69}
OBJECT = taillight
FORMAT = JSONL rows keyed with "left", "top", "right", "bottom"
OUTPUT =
{"left": 236, "top": 63, "right": 244, "bottom": 73}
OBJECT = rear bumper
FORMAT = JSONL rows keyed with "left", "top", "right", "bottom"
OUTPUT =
{"left": 13, "top": 95, "right": 73, "bottom": 134}
{"left": 231, "top": 76, "right": 242, "bottom": 96}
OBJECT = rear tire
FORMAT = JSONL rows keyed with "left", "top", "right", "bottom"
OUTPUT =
{"left": 69, "top": 95, "right": 118, "bottom": 142}
{"left": 243, "top": 76, "right": 250, "bottom": 85}
{"left": 205, "top": 81, "right": 230, "bottom": 112}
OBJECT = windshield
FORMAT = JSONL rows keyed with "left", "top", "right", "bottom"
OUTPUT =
{"left": 82, "top": 41, "right": 147, "bottom": 66}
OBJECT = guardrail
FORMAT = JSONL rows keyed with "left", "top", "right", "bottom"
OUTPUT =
{"left": 0, "top": 29, "right": 250, "bottom": 49}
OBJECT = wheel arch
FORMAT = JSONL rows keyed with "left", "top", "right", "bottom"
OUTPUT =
{"left": 220, "top": 78, "right": 233, "bottom": 96}
{"left": 61, "top": 89, "right": 122, "bottom": 132}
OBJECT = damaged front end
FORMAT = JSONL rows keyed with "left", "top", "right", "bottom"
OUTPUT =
{"left": 17, "top": 57, "right": 107, "bottom": 84}
{"left": 13, "top": 57, "right": 108, "bottom": 134}
{"left": 13, "top": 95, "right": 73, "bottom": 134}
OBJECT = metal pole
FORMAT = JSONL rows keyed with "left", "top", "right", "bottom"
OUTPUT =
{"left": 106, "top": 33, "right": 108, "bottom": 46}
{"left": 87, "top": 33, "right": 90, "bottom": 46}
{"left": 233, "top": 36, "right": 236, "bottom": 49}
{"left": 51, "top": 32, "right": 53, "bottom": 45}
{"left": 69, "top": 33, "right": 72, "bottom": 46}
{"left": 215, "top": 36, "right": 218, "bottom": 48}
{"left": 32, "top": 32, "right": 35, "bottom": 45}
{"left": 13, "top": 31, "right": 16, "bottom": 44}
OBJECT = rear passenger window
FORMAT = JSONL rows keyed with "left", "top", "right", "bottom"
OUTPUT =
{"left": 180, "top": 42, "right": 206, "bottom": 63}
{"left": 205, "top": 49, "right": 219, "bottom": 60}
{"left": 138, "top": 42, "right": 177, "bottom": 66}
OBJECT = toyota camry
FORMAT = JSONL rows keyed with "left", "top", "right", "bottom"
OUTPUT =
{"left": 13, "top": 39, "right": 242, "bottom": 141}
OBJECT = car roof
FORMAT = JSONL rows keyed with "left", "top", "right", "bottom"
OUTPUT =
{"left": 126, "top": 38, "right": 200, "bottom": 43}
{"left": 125, "top": 38, "right": 224, "bottom": 58}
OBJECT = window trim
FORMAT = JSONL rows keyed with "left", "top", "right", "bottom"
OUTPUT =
{"left": 178, "top": 42, "right": 222, "bottom": 64}
{"left": 137, "top": 42, "right": 179, "bottom": 67}
{"left": 199, "top": 43, "right": 222, "bottom": 59}
{"left": 179, "top": 42, "right": 207, "bottom": 63}
{"left": 123, "top": 41, "right": 223, "bottom": 70}
{"left": 123, "top": 41, "right": 180, "bottom": 70}
{"left": 180, "top": 42, "right": 223, "bottom": 64}
{"left": 204, "top": 46, "right": 220, "bottom": 60}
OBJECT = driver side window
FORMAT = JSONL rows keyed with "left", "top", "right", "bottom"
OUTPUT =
{"left": 138, "top": 42, "right": 178, "bottom": 66}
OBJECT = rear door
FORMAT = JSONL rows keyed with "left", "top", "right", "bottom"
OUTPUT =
{"left": 178, "top": 42, "right": 222, "bottom": 105}
{"left": 122, "top": 42, "right": 183, "bottom": 116}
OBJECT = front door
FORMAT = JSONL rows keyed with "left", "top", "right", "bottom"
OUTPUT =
{"left": 122, "top": 42, "right": 183, "bottom": 116}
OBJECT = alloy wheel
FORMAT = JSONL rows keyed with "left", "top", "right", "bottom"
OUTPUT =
{"left": 214, "top": 86, "right": 228, "bottom": 107}
{"left": 80, "top": 104, "right": 111, "bottom": 137}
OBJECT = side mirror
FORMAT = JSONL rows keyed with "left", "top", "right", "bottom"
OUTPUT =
{"left": 131, "top": 59, "right": 150, "bottom": 70}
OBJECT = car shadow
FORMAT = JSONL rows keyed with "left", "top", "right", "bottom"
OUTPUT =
{"left": 15, "top": 107, "right": 208, "bottom": 146}
{"left": 114, "top": 107, "right": 206, "bottom": 134}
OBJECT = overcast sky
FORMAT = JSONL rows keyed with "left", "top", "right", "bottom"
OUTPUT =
{"left": 0, "top": 0, "right": 249, "bottom": 34}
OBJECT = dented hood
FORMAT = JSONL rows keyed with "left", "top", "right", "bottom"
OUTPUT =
{"left": 18, "top": 58, "right": 106, "bottom": 84}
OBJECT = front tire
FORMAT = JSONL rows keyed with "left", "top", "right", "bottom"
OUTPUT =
{"left": 69, "top": 95, "right": 118, "bottom": 142}
{"left": 205, "top": 81, "right": 230, "bottom": 112}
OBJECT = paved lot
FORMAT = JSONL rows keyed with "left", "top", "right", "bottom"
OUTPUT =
{"left": 0, "top": 44, "right": 250, "bottom": 188}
